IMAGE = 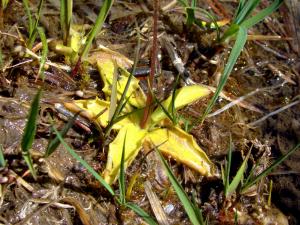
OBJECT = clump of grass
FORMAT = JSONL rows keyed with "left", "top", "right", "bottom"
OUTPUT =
{"left": 221, "top": 137, "right": 300, "bottom": 198}
{"left": 221, "top": 136, "right": 250, "bottom": 198}
{"left": 200, "top": 0, "right": 283, "bottom": 123}
{"left": 22, "top": 0, "right": 45, "bottom": 49}
{"left": 241, "top": 142, "right": 300, "bottom": 193}
{"left": 21, "top": 88, "right": 43, "bottom": 180}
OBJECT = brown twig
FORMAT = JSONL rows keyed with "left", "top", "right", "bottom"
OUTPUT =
{"left": 140, "top": 0, "right": 159, "bottom": 129}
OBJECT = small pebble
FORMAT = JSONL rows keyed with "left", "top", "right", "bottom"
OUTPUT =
{"left": 0, "top": 176, "right": 8, "bottom": 184}
{"left": 76, "top": 90, "right": 84, "bottom": 97}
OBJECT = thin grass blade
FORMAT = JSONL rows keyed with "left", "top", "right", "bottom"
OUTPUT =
{"left": 233, "top": 0, "right": 261, "bottom": 25}
{"left": 154, "top": 97, "right": 175, "bottom": 123}
{"left": 66, "top": 0, "right": 72, "bottom": 36}
{"left": 156, "top": 149, "right": 201, "bottom": 225}
{"left": 170, "top": 73, "right": 180, "bottom": 121}
{"left": 268, "top": 180, "right": 273, "bottom": 206}
{"left": 21, "top": 88, "right": 42, "bottom": 179}
{"left": 60, "top": 0, "right": 73, "bottom": 44}
{"left": 53, "top": 126, "right": 115, "bottom": 195}
{"left": 45, "top": 114, "right": 78, "bottom": 157}
{"left": 234, "top": 210, "right": 238, "bottom": 225}
{"left": 37, "top": 27, "right": 48, "bottom": 80}
{"left": 125, "top": 202, "right": 158, "bottom": 225}
{"left": 34, "top": 0, "right": 44, "bottom": 27}
{"left": 0, "top": 47, "right": 3, "bottom": 69}
{"left": 242, "top": 142, "right": 300, "bottom": 192}
{"left": 186, "top": 0, "right": 196, "bottom": 27}
{"left": 235, "top": 0, "right": 246, "bottom": 17}
{"left": 201, "top": 26, "right": 247, "bottom": 123}
{"left": 27, "top": 0, "right": 44, "bottom": 48}
{"left": 60, "top": 0, "right": 66, "bottom": 43}
{"left": 241, "top": 0, "right": 283, "bottom": 29}
{"left": 118, "top": 132, "right": 127, "bottom": 205}
{"left": 191, "top": 193, "right": 205, "bottom": 225}
{"left": 2, "top": 0, "right": 9, "bottom": 9}
{"left": 220, "top": 24, "right": 240, "bottom": 42}
{"left": 22, "top": 0, "right": 34, "bottom": 36}
{"left": 0, "top": 144, "right": 6, "bottom": 168}
{"left": 226, "top": 150, "right": 250, "bottom": 198}
{"left": 81, "top": 0, "right": 113, "bottom": 59}
{"left": 224, "top": 136, "right": 232, "bottom": 196}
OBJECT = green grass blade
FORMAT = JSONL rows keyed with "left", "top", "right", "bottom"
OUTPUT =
{"left": 233, "top": 0, "right": 260, "bottom": 25}
{"left": 224, "top": 136, "right": 232, "bottom": 196}
{"left": 111, "top": 107, "right": 144, "bottom": 127}
{"left": 118, "top": 94, "right": 132, "bottom": 117}
{"left": 37, "top": 27, "right": 48, "bottom": 80}
{"left": 125, "top": 202, "right": 158, "bottom": 225}
{"left": 241, "top": 0, "right": 283, "bottom": 29}
{"left": 235, "top": 0, "right": 246, "bottom": 17}
{"left": 226, "top": 150, "right": 250, "bottom": 198}
{"left": 156, "top": 149, "right": 201, "bottom": 225}
{"left": 154, "top": 97, "right": 175, "bottom": 123}
{"left": 28, "top": 0, "right": 44, "bottom": 48}
{"left": 60, "top": 0, "right": 66, "bottom": 42}
{"left": 242, "top": 142, "right": 300, "bottom": 192}
{"left": 186, "top": 8, "right": 195, "bottom": 27}
{"left": 34, "top": 0, "right": 44, "bottom": 27}
{"left": 66, "top": 0, "right": 72, "bottom": 42}
{"left": 53, "top": 126, "right": 115, "bottom": 195}
{"left": 186, "top": 0, "right": 196, "bottom": 27}
{"left": 0, "top": 47, "right": 3, "bottom": 69}
{"left": 60, "top": 0, "right": 72, "bottom": 45}
{"left": 45, "top": 114, "right": 78, "bottom": 157}
{"left": 118, "top": 132, "right": 127, "bottom": 205}
{"left": 21, "top": 88, "right": 42, "bottom": 179}
{"left": 81, "top": 0, "right": 113, "bottom": 59}
{"left": 220, "top": 24, "right": 240, "bottom": 43}
{"left": 22, "top": 0, "right": 44, "bottom": 48}
{"left": 0, "top": 144, "right": 6, "bottom": 168}
{"left": 191, "top": 193, "right": 205, "bottom": 224}
{"left": 234, "top": 210, "right": 238, "bottom": 225}
{"left": 201, "top": 26, "right": 247, "bottom": 123}
{"left": 22, "top": 0, "right": 34, "bottom": 36}
{"left": 268, "top": 180, "right": 273, "bottom": 206}
{"left": 170, "top": 73, "right": 180, "bottom": 121}
{"left": 221, "top": 164, "right": 225, "bottom": 186}
{"left": 2, "top": 0, "right": 9, "bottom": 9}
